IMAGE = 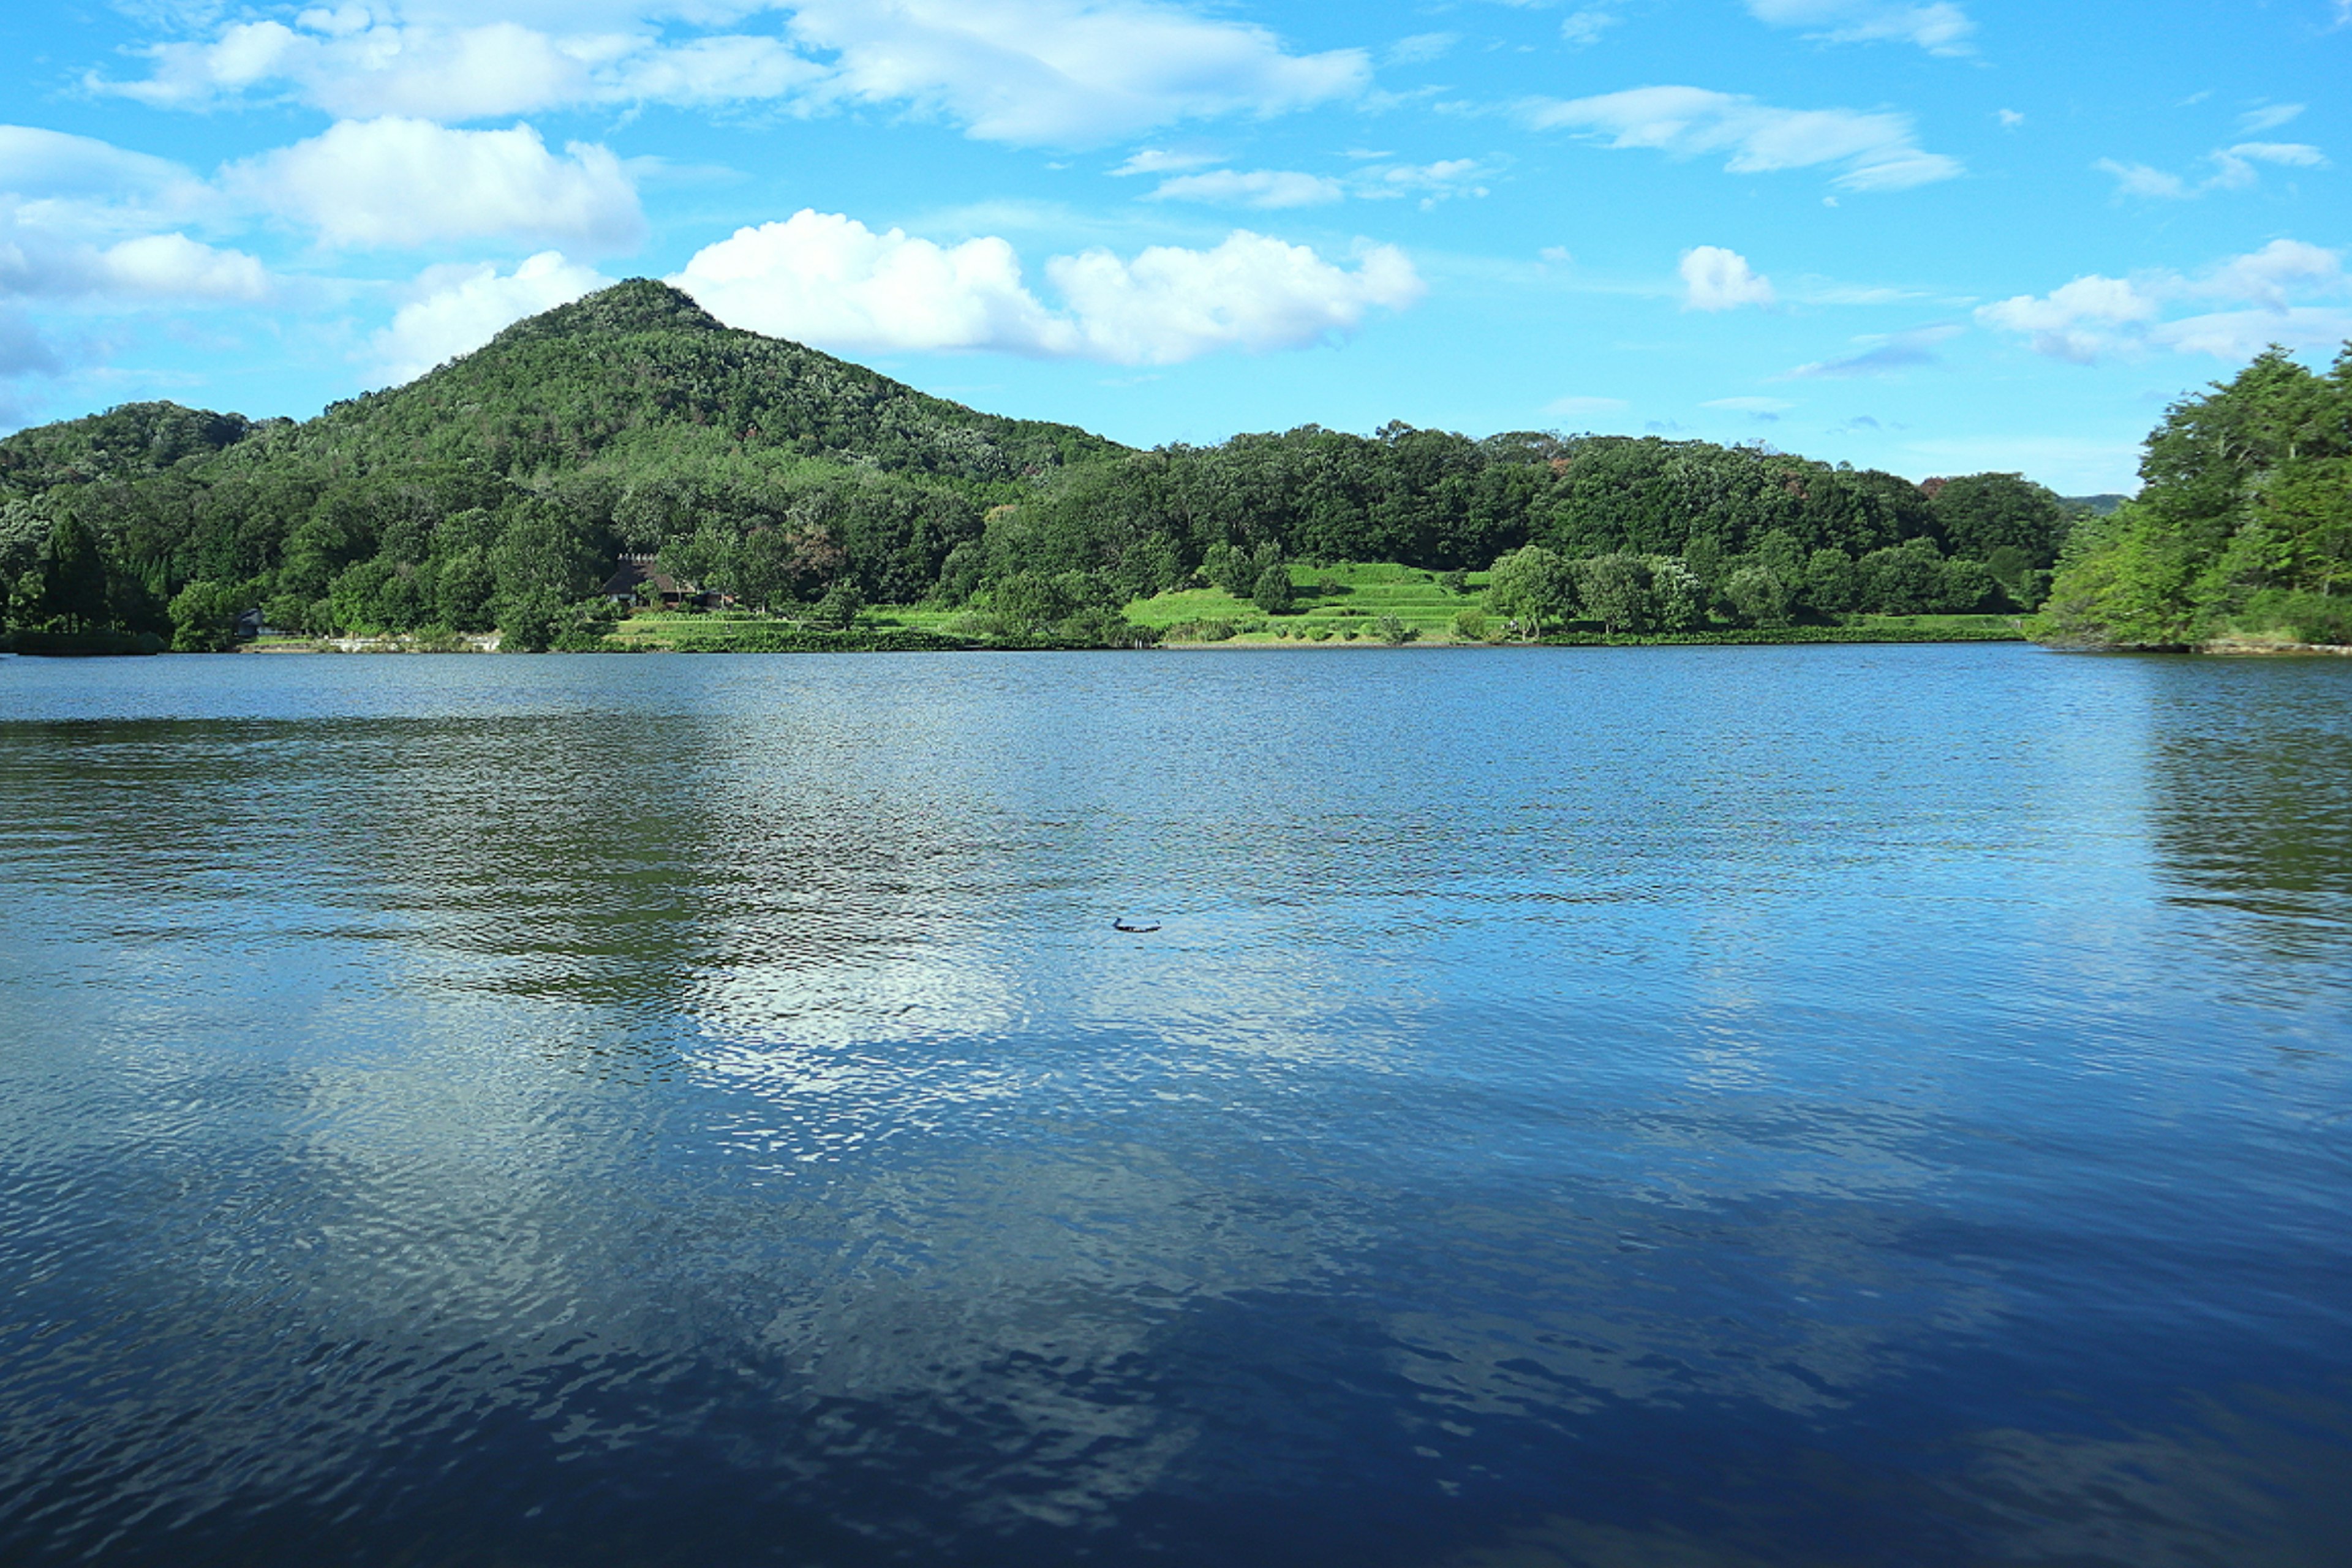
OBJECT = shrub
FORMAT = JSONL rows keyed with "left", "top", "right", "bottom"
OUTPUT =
{"left": 1376, "top": 614, "right": 1417, "bottom": 645}
{"left": 1452, "top": 608, "right": 1489, "bottom": 641}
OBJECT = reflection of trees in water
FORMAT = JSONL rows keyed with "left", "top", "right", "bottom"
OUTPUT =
{"left": 2145, "top": 666, "right": 2352, "bottom": 956}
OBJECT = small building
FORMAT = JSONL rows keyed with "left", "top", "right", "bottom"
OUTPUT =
{"left": 601, "top": 555, "right": 728, "bottom": 610}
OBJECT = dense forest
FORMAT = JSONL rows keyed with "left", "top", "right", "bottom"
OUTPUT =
{"left": 2, "top": 279, "right": 2097, "bottom": 651}
{"left": 2030, "top": 345, "right": 2352, "bottom": 649}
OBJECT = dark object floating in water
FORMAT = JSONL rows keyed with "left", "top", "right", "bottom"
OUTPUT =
{"left": 1112, "top": 919, "right": 1161, "bottom": 933}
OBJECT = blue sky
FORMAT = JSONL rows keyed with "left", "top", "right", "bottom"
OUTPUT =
{"left": 2, "top": 0, "right": 2346, "bottom": 491}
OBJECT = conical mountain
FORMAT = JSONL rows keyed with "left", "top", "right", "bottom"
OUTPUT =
{"left": 236, "top": 279, "right": 1122, "bottom": 487}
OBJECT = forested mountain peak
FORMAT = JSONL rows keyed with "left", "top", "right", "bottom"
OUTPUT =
{"left": 481, "top": 279, "right": 727, "bottom": 349}
{"left": 267, "top": 277, "right": 1121, "bottom": 488}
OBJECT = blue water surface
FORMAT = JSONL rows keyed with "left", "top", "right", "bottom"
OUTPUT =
{"left": 1, "top": 644, "right": 2346, "bottom": 1567}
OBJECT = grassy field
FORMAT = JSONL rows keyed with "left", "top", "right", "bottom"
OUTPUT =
{"left": 605, "top": 563, "right": 2025, "bottom": 650}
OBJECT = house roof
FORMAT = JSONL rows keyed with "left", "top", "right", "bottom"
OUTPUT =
{"left": 601, "top": 556, "right": 684, "bottom": 597}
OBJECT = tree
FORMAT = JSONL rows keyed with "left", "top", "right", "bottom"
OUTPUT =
{"left": 812, "top": 579, "right": 864, "bottom": 630}
{"left": 37, "top": 512, "right": 111, "bottom": 632}
{"left": 1252, "top": 561, "right": 1295, "bottom": 614}
{"left": 168, "top": 578, "right": 246, "bottom": 652}
{"left": 1724, "top": 564, "right": 1792, "bottom": 628}
{"left": 1577, "top": 553, "right": 1653, "bottom": 633}
{"left": 1484, "top": 545, "right": 1575, "bottom": 638}
{"left": 1928, "top": 473, "right": 2073, "bottom": 568}
{"left": 1806, "top": 547, "right": 1860, "bottom": 614}
{"left": 1858, "top": 540, "right": 1947, "bottom": 614}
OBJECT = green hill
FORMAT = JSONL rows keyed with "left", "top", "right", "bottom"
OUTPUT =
{"left": 241, "top": 279, "right": 1117, "bottom": 488}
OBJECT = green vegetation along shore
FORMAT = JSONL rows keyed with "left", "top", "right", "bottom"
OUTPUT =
{"left": 2, "top": 277, "right": 2334, "bottom": 656}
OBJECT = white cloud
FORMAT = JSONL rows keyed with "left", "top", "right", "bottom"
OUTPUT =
{"left": 1139, "top": 157, "right": 1489, "bottom": 209}
{"left": 1545, "top": 394, "right": 1626, "bottom": 417}
{"left": 1147, "top": 169, "right": 1344, "bottom": 208}
{"left": 1977, "top": 275, "right": 2158, "bottom": 363}
{"left": 1523, "top": 85, "right": 1962, "bottom": 190}
{"left": 785, "top": 0, "right": 1370, "bottom": 146}
{"left": 670, "top": 211, "right": 1068, "bottom": 356}
{"left": 224, "top": 118, "right": 646, "bottom": 251}
{"left": 1996, "top": 108, "right": 2024, "bottom": 129}
{"left": 669, "top": 209, "right": 1421, "bottom": 364}
{"left": 0, "top": 124, "right": 192, "bottom": 203}
{"left": 94, "top": 234, "right": 273, "bottom": 302}
{"left": 1110, "top": 148, "right": 1223, "bottom": 177}
{"left": 2207, "top": 141, "right": 2329, "bottom": 188}
{"left": 1976, "top": 239, "right": 2351, "bottom": 363}
{"left": 1743, "top": 0, "right": 1974, "bottom": 55}
{"left": 1559, "top": 9, "right": 1619, "bottom": 47}
{"left": 1354, "top": 159, "right": 1492, "bottom": 205}
{"left": 370, "top": 251, "right": 611, "bottom": 382}
{"left": 1785, "top": 324, "right": 1961, "bottom": 379}
{"left": 0, "top": 217, "right": 273, "bottom": 306}
{"left": 99, "top": 0, "right": 1361, "bottom": 143}
{"left": 2237, "top": 103, "right": 2304, "bottom": 134}
{"left": 2193, "top": 237, "right": 2342, "bottom": 306}
{"left": 2098, "top": 139, "right": 2329, "bottom": 199}
{"left": 103, "top": 15, "right": 821, "bottom": 119}
{"left": 1048, "top": 232, "right": 1422, "bottom": 363}
{"left": 2094, "top": 159, "right": 2190, "bottom": 200}
{"left": 1680, "top": 245, "right": 1776, "bottom": 311}
{"left": 1387, "top": 32, "right": 1457, "bottom": 64}
{"left": 0, "top": 124, "right": 217, "bottom": 243}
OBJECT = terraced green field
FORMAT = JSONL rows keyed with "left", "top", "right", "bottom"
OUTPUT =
{"left": 606, "top": 563, "right": 2022, "bottom": 650}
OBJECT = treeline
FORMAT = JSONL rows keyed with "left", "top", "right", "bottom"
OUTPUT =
{"left": 2032, "top": 345, "right": 2352, "bottom": 647}
{"left": 0, "top": 277, "right": 2084, "bottom": 652}
{"left": 949, "top": 426, "right": 2074, "bottom": 638}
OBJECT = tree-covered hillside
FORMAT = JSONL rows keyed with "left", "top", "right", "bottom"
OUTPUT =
{"left": 2031, "top": 345, "right": 2351, "bottom": 649}
{"left": 1, "top": 277, "right": 2086, "bottom": 652}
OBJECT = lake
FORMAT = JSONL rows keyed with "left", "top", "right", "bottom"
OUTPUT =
{"left": 1, "top": 644, "right": 2346, "bottom": 1567}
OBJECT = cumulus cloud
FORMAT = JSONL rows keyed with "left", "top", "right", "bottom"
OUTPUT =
{"left": 224, "top": 118, "right": 646, "bottom": 251}
{"left": 1047, "top": 232, "right": 1422, "bottom": 363}
{"left": 1743, "top": 0, "right": 1974, "bottom": 53}
{"left": 2097, "top": 139, "right": 2329, "bottom": 199}
{"left": 671, "top": 211, "right": 1068, "bottom": 356}
{"left": 786, "top": 0, "right": 1371, "bottom": 145}
{"left": 1147, "top": 169, "right": 1344, "bottom": 208}
{"left": 669, "top": 209, "right": 1421, "bottom": 363}
{"left": 0, "top": 205, "right": 273, "bottom": 306}
{"left": 1523, "top": 85, "right": 1962, "bottom": 190}
{"left": 1975, "top": 239, "right": 2351, "bottom": 363}
{"left": 1975, "top": 275, "right": 2157, "bottom": 362}
{"left": 94, "top": 235, "right": 273, "bottom": 302}
{"left": 1785, "top": 324, "right": 1961, "bottom": 379}
{"left": 1680, "top": 246, "right": 1776, "bottom": 311}
{"left": 371, "top": 251, "right": 612, "bottom": 382}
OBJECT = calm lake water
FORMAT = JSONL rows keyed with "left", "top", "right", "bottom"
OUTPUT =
{"left": 1, "top": 644, "right": 2347, "bottom": 1568}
